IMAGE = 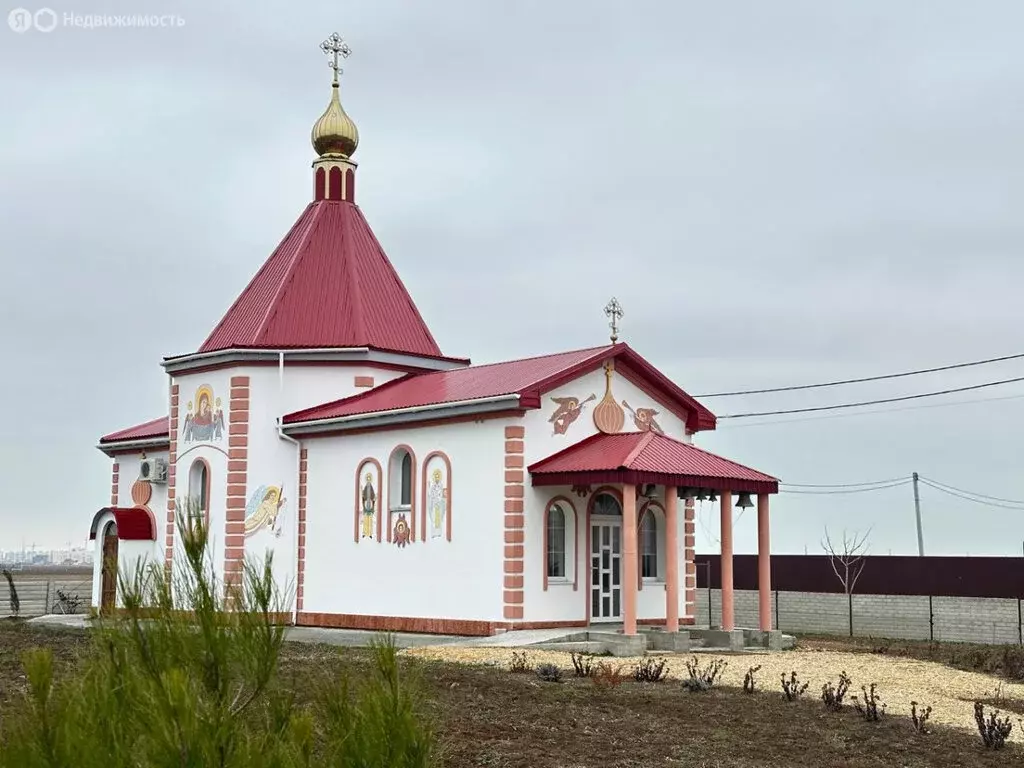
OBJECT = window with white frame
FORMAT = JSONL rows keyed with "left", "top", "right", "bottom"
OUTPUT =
{"left": 547, "top": 503, "right": 567, "bottom": 579}
{"left": 641, "top": 508, "right": 659, "bottom": 579}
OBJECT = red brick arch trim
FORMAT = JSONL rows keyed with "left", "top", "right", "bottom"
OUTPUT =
{"left": 385, "top": 445, "right": 417, "bottom": 543}
{"left": 637, "top": 500, "right": 665, "bottom": 591}
{"left": 354, "top": 457, "right": 384, "bottom": 543}
{"left": 543, "top": 495, "right": 578, "bottom": 592}
{"left": 420, "top": 451, "right": 452, "bottom": 542}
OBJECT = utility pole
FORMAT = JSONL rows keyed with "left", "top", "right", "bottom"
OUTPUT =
{"left": 912, "top": 472, "right": 924, "bottom": 557}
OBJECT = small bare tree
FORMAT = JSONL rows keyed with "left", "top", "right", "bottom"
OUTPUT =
{"left": 822, "top": 527, "right": 871, "bottom": 636}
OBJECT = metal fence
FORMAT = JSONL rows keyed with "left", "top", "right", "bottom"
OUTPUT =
{"left": 0, "top": 570, "right": 92, "bottom": 618}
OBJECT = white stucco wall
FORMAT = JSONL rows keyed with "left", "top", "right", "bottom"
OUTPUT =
{"left": 113, "top": 449, "right": 169, "bottom": 517}
{"left": 301, "top": 419, "right": 506, "bottom": 622}
{"left": 522, "top": 365, "right": 690, "bottom": 467}
{"left": 168, "top": 363, "right": 405, "bottom": 603}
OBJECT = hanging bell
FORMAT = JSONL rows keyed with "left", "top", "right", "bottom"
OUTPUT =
{"left": 736, "top": 492, "right": 754, "bottom": 509}
{"left": 707, "top": 490, "right": 718, "bottom": 503}
{"left": 643, "top": 483, "right": 657, "bottom": 499}
{"left": 694, "top": 489, "right": 708, "bottom": 501}
{"left": 676, "top": 486, "right": 694, "bottom": 500}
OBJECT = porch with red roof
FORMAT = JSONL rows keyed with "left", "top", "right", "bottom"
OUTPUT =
{"left": 529, "top": 431, "right": 779, "bottom": 638}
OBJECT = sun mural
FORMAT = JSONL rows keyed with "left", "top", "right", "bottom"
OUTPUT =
{"left": 243, "top": 485, "right": 287, "bottom": 537}
{"left": 182, "top": 384, "right": 225, "bottom": 443}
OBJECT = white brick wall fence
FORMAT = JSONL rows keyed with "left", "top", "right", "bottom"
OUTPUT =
{"left": 696, "top": 589, "right": 1024, "bottom": 645}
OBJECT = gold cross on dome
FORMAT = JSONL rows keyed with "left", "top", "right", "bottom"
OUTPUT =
{"left": 320, "top": 32, "right": 352, "bottom": 84}
{"left": 604, "top": 297, "right": 624, "bottom": 343}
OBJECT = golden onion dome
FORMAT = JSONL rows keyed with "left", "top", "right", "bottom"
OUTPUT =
{"left": 311, "top": 83, "right": 359, "bottom": 158}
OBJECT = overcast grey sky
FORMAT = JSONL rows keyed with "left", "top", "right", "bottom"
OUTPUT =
{"left": 2, "top": 1, "right": 1022, "bottom": 556}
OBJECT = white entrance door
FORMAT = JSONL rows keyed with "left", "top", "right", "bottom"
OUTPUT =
{"left": 591, "top": 520, "right": 622, "bottom": 622}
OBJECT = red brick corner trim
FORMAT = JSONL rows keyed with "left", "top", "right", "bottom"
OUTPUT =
{"left": 111, "top": 461, "right": 120, "bottom": 507}
{"left": 354, "top": 375, "right": 375, "bottom": 388}
{"left": 354, "top": 457, "right": 383, "bottom": 543}
{"left": 224, "top": 376, "right": 250, "bottom": 590}
{"left": 297, "top": 447, "right": 308, "bottom": 612}
{"left": 503, "top": 424, "right": 525, "bottom": 620}
{"left": 165, "top": 383, "right": 179, "bottom": 569}
{"left": 420, "top": 450, "right": 453, "bottom": 542}
{"left": 684, "top": 498, "right": 696, "bottom": 619}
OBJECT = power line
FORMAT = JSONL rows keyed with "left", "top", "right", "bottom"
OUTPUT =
{"left": 716, "top": 391, "right": 1024, "bottom": 430}
{"left": 782, "top": 477, "right": 908, "bottom": 488}
{"left": 717, "top": 376, "right": 1024, "bottom": 420}
{"left": 918, "top": 476, "right": 1024, "bottom": 506}
{"left": 780, "top": 480, "right": 912, "bottom": 495}
{"left": 695, "top": 351, "right": 1024, "bottom": 398}
{"left": 918, "top": 478, "right": 1024, "bottom": 511}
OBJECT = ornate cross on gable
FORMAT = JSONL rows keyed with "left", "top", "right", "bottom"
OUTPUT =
{"left": 320, "top": 32, "right": 352, "bottom": 83}
{"left": 604, "top": 297, "right": 624, "bottom": 343}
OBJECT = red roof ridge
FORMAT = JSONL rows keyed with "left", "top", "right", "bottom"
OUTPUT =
{"left": 622, "top": 431, "right": 657, "bottom": 466}
{"left": 462, "top": 344, "right": 614, "bottom": 373}
{"left": 99, "top": 416, "right": 170, "bottom": 444}
{"left": 286, "top": 372, "right": 419, "bottom": 423}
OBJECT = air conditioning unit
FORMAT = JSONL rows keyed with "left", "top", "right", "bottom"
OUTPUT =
{"left": 140, "top": 457, "right": 168, "bottom": 484}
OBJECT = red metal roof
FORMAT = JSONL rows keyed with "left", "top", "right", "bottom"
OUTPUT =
{"left": 198, "top": 201, "right": 443, "bottom": 357}
{"left": 89, "top": 507, "right": 157, "bottom": 541}
{"left": 529, "top": 431, "right": 778, "bottom": 494}
{"left": 99, "top": 416, "right": 169, "bottom": 444}
{"left": 284, "top": 345, "right": 613, "bottom": 422}
{"left": 283, "top": 343, "right": 717, "bottom": 432}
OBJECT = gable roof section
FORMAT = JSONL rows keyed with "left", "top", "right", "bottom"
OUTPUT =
{"left": 198, "top": 201, "right": 443, "bottom": 358}
{"left": 528, "top": 431, "right": 778, "bottom": 494}
{"left": 283, "top": 343, "right": 717, "bottom": 433}
{"left": 99, "top": 416, "right": 170, "bottom": 445}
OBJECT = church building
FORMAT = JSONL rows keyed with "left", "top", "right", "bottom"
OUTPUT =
{"left": 90, "top": 34, "right": 779, "bottom": 639}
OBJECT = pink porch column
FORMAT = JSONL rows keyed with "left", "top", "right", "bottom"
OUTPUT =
{"left": 622, "top": 483, "right": 638, "bottom": 636}
{"left": 720, "top": 491, "right": 734, "bottom": 631}
{"left": 664, "top": 487, "right": 679, "bottom": 632}
{"left": 758, "top": 493, "right": 772, "bottom": 631}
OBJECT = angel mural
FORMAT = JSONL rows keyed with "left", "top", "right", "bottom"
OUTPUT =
{"left": 360, "top": 471, "right": 377, "bottom": 539}
{"left": 243, "top": 485, "right": 287, "bottom": 537}
{"left": 393, "top": 513, "right": 411, "bottom": 548}
{"left": 427, "top": 468, "right": 446, "bottom": 539}
{"left": 622, "top": 400, "right": 664, "bottom": 435}
{"left": 182, "top": 384, "right": 226, "bottom": 443}
{"left": 548, "top": 394, "right": 596, "bottom": 436}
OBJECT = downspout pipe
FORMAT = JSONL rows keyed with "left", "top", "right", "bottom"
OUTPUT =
{"left": 276, "top": 351, "right": 302, "bottom": 626}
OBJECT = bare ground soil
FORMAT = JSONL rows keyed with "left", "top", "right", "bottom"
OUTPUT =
{"left": 1, "top": 622, "right": 1021, "bottom": 767}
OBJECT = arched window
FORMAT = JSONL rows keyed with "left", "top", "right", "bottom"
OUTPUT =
{"left": 188, "top": 459, "right": 210, "bottom": 525}
{"left": 592, "top": 492, "right": 622, "bottom": 517}
{"left": 641, "top": 510, "right": 658, "bottom": 578}
{"left": 547, "top": 503, "right": 566, "bottom": 579}
{"left": 401, "top": 452, "right": 412, "bottom": 506}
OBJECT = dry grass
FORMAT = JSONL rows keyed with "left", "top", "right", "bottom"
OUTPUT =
{"left": 3, "top": 622, "right": 1023, "bottom": 766}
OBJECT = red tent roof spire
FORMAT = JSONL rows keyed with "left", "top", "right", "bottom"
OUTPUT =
{"left": 198, "top": 36, "right": 443, "bottom": 357}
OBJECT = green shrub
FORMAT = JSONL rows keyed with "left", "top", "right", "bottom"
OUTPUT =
{"left": 0, "top": 506, "right": 436, "bottom": 767}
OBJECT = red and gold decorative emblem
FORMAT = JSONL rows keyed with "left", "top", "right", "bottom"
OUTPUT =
{"left": 130, "top": 479, "right": 153, "bottom": 507}
{"left": 393, "top": 513, "right": 411, "bottom": 548}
